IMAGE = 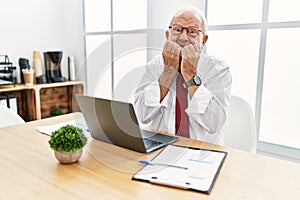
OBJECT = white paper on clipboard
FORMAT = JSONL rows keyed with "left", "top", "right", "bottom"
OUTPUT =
{"left": 132, "top": 145, "right": 227, "bottom": 194}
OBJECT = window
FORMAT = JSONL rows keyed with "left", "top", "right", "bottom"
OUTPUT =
{"left": 206, "top": 0, "right": 300, "bottom": 161}
{"left": 84, "top": 0, "right": 111, "bottom": 32}
{"left": 268, "top": 0, "right": 300, "bottom": 22}
{"left": 84, "top": 0, "right": 147, "bottom": 102}
{"left": 206, "top": 0, "right": 263, "bottom": 118}
{"left": 206, "top": 29, "right": 260, "bottom": 111}
{"left": 113, "top": 0, "right": 147, "bottom": 30}
{"left": 260, "top": 31, "right": 300, "bottom": 148}
{"left": 207, "top": 0, "right": 262, "bottom": 25}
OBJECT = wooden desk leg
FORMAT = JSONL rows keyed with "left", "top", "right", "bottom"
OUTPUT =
{"left": 35, "top": 88, "right": 41, "bottom": 120}
{"left": 67, "top": 85, "right": 73, "bottom": 112}
{"left": 67, "top": 84, "right": 84, "bottom": 112}
{"left": 25, "top": 89, "right": 37, "bottom": 121}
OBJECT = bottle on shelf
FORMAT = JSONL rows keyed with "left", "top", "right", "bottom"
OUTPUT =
{"left": 68, "top": 56, "right": 76, "bottom": 81}
{"left": 33, "top": 51, "right": 46, "bottom": 84}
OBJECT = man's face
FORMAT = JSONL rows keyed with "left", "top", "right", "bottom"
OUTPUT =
{"left": 168, "top": 11, "right": 206, "bottom": 48}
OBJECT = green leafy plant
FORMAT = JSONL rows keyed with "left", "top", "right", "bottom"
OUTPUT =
{"left": 49, "top": 125, "right": 87, "bottom": 152}
{"left": 50, "top": 108, "right": 63, "bottom": 117}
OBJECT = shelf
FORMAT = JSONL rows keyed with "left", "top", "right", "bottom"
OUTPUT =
{"left": 0, "top": 81, "right": 85, "bottom": 121}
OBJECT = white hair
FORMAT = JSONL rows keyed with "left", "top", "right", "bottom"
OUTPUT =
{"left": 170, "top": 7, "right": 208, "bottom": 35}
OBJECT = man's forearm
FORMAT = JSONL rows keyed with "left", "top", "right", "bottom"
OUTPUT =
{"left": 158, "top": 68, "right": 177, "bottom": 102}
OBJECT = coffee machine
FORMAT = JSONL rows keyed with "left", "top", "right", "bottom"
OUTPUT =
{"left": 44, "top": 51, "right": 65, "bottom": 83}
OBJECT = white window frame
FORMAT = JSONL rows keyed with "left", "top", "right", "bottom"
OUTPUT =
{"left": 82, "top": 0, "right": 147, "bottom": 98}
{"left": 206, "top": 0, "right": 300, "bottom": 163}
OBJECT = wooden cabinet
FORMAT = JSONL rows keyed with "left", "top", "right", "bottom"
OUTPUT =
{"left": 0, "top": 81, "right": 84, "bottom": 121}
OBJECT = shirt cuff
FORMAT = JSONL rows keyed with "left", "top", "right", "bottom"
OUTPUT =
{"left": 186, "top": 85, "right": 212, "bottom": 114}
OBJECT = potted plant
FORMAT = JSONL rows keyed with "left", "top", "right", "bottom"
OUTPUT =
{"left": 49, "top": 124, "right": 87, "bottom": 164}
{"left": 50, "top": 108, "right": 63, "bottom": 117}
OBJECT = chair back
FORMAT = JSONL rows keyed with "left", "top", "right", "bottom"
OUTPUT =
{"left": 0, "top": 105, "right": 25, "bottom": 128}
{"left": 222, "top": 95, "right": 257, "bottom": 153}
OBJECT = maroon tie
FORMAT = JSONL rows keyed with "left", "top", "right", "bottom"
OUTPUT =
{"left": 175, "top": 74, "right": 190, "bottom": 138}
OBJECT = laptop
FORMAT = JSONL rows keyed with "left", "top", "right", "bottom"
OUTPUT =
{"left": 76, "top": 94, "right": 178, "bottom": 153}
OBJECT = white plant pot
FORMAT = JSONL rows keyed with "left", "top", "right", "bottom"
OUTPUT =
{"left": 54, "top": 149, "right": 83, "bottom": 164}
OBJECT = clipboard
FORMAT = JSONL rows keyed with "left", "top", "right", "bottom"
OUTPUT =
{"left": 132, "top": 145, "right": 227, "bottom": 194}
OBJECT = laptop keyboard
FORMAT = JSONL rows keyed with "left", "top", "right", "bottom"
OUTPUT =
{"left": 143, "top": 138, "right": 163, "bottom": 149}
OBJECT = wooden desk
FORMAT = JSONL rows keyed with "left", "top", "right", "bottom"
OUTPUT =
{"left": 1, "top": 113, "right": 300, "bottom": 200}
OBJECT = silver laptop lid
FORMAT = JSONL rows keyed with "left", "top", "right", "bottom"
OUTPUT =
{"left": 76, "top": 94, "right": 148, "bottom": 152}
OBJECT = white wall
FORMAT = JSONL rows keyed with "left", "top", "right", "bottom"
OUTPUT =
{"left": 0, "top": 0, "right": 85, "bottom": 83}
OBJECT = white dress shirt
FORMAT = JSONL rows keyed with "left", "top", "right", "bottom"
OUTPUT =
{"left": 134, "top": 52, "right": 232, "bottom": 145}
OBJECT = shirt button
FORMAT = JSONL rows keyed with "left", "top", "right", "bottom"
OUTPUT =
{"left": 160, "top": 106, "right": 165, "bottom": 112}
